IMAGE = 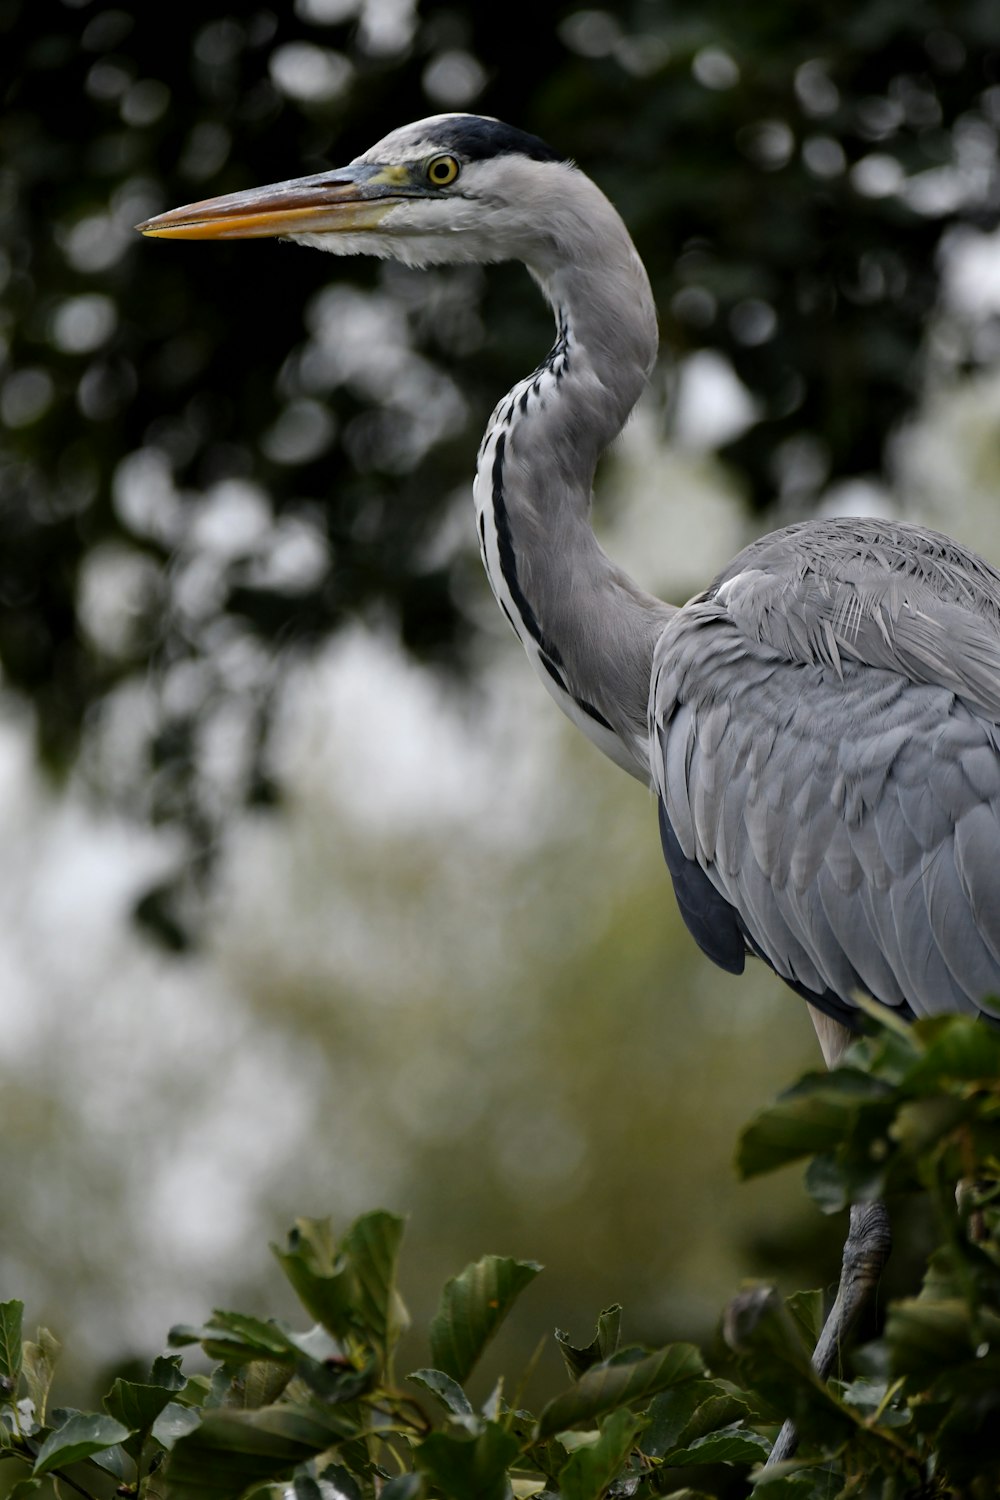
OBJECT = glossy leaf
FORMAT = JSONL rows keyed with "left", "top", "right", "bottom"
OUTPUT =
{"left": 380, "top": 1475, "right": 424, "bottom": 1499}
{"left": 87, "top": 1441, "right": 132, "bottom": 1479}
{"left": 105, "top": 1378, "right": 176, "bottom": 1441}
{"left": 884, "top": 1297, "right": 976, "bottom": 1381}
{"left": 407, "top": 1367, "right": 474, "bottom": 1417}
{"left": 644, "top": 1492, "right": 716, "bottom": 1500}
{"left": 150, "top": 1355, "right": 186, "bottom": 1391}
{"left": 723, "top": 1287, "right": 814, "bottom": 1374}
{"left": 537, "top": 1343, "right": 705, "bottom": 1438}
{"left": 557, "top": 1408, "right": 644, "bottom": 1500}
{"left": 6, "top": 1481, "right": 42, "bottom": 1500}
{"left": 21, "top": 1329, "right": 59, "bottom": 1425}
{"left": 750, "top": 1477, "right": 828, "bottom": 1498}
{"left": 415, "top": 1421, "right": 520, "bottom": 1500}
{"left": 227, "top": 1360, "right": 294, "bottom": 1411}
{"left": 736, "top": 1070, "right": 894, "bottom": 1179}
{"left": 163, "top": 1405, "right": 339, "bottom": 1499}
{"left": 169, "top": 1311, "right": 298, "bottom": 1365}
{"left": 802, "top": 1153, "right": 862, "bottom": 1214}
{"left": 272, "top": 1218, "right": 356, "bottom": 1344}
{"left": 643, "top": 1380, "right": 753, "bottom": 1457}
{"left": 723, "top": 1286, "right": 857, "bottom": 1446}
{"left": 662, "top": 1423, "right": 770, "bottom": 1466}
{"left": 151, "top": 1401, "right": 202, "bottom": 1451}
{"left": 901, "top": 1015, "right": 1000, "bottom": 1089}
{"left": 890, "top": 1095, "right": 975, "bottom": 1156}
{"left": 784, "top": 1291, "right": 823, "bottom": 1353}
{"left": 555, "top": 1306, "right": 622, "bottom": 1379}
{"left": 0, "top": 1302, "right": 23, "bottom": 1388}
{"left": 429, "top": 1255, "right": 541, "bottom": 1384}
{"left": 339, "top": 1211, "right": 409, "bottom": 1363}
{"left": 838, "top": 1376, "right": 911, "bottom": 1429}
{"left": 32, "top": 1412, "right": 131, "bottom": 1475}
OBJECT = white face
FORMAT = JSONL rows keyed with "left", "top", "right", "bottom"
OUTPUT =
{"left": 287, "top": 114, "right": 574, "bottom": 269}
{"left": 137, "top": 113, "right": 584, "bottom": 275}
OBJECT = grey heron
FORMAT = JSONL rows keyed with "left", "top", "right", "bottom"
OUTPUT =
{"left": 138, "top": 114, "right": 1000, "bottom": 1458}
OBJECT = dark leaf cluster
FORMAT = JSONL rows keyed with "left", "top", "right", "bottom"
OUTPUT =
{"left": 4, "top": 0, "right": 1000, "bottom": 924}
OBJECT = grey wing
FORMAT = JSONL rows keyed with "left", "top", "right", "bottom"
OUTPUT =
{"left": 649, "top": 517, "right": 1000, "bottom": 1024}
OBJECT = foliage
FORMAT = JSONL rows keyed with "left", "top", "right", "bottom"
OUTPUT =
{"left": 5, "top": 0, "right": 1000, "bottom": 938}
{"left": 1, "top": 1014, "right": 998, "bottom": 1499}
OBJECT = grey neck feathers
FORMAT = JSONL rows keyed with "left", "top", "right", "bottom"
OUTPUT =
{"left": 473, "top": 181, "right": 673, "bottom": 781}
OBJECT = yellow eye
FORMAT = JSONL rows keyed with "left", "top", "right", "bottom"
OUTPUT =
{"left": 427, "top": 154, "right": 460, "bottom": 186}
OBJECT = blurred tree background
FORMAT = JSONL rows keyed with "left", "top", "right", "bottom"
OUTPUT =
{"left": 3, "top": 0, "right": 1000, "bottom": 1408}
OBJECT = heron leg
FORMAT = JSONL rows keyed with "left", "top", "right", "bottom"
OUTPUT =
{"left": 766, "top": 1199, "right": 892, "bottom": 1467}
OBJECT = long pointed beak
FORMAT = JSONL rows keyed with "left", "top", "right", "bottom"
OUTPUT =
{"left": 136, "top": 163, "right": 416, "bottom": 240}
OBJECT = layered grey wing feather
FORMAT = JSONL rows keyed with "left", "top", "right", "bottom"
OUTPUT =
{"left": 650, "top": 517, "right": 1000, "bottom": 1022}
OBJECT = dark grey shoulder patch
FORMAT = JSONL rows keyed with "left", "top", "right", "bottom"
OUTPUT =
{"left": 425, "top": 116, "right": 565, "bottom": 165}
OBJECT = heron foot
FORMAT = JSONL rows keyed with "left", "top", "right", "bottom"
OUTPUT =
{"left": 766, "top": 1198, "right": 892, "bottom": 1467}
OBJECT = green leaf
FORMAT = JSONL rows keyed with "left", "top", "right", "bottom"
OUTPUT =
{"left": 227, "top": 1360, "right": 293, "bottom": 1411}
{"left": 87, "top": 1442, "right": 132, "bottom": 1479}
{"left": 0, "top": 1302, "right": 24, "bottom": 1389}
{"left": 662, "top": 1423, "right": 770, "bottom": 1467}
{"left": 380, "top": 1476, "right": 424, "bottom": 1499}
{"left": 174, "top": 1375, "right": 213, "bottom": 1410}
{"left": 407, "top": 1367, "right": 474, "bottom": 1417}
{"left": 723, "top": 1287, "right": 814, "bottom": 1374}
{"left": 537, "top": 1344, "right": 705, "bottom": 1439}
{"left": 32, "top": 1412, "right": 132, "bottom": 1475}
{"left": 884, "top": 1297, "right": 975, "bottom": 1382}
{"left": 555, "top": 1306, "right": 621, "bottom": 1379}
{"left": 890, "top": 1095, "right": 975, "bottom": 1156}
{"left": 784, "top": 1291, "right": 824, "bottom": 1353}
{"left": 169, "top": 1311, "right": 298, "bottom": 1365}
{"left": 104, "top": 1378, "right": 176, "bottom": 1445}
{"left": 558, "top": 1408, "right": 644, "bottom": 1500}
{"left": 802, "top": 1154, "right": 858, "bottom": 1214}
{"left": 838, "top": 1376, "right": 911, "bottom": 1428}
{"left": 653, "top": 1492, "right": 718, "bottom": 1500}
{"left": 21, "top": 1329, "right": 59, "bottom": 1424}
{"left": 415, "top": 1421, "right": 520, "bottom": 1500}
{"left": 736, "top": 1070, "right": 894, "bottom": 1179}
{"left": 271, "top": 1218, "right": 358, "bottom": 1346}
{"left": 643, "top": 1381, "right": 753, "bottom": 1457}
{"left": 151, "top": 1401, "right": 201, "bottom": 1451}
{"left": 271, "top": 1212, "right": 408, "bottom": 1369}
{"left": 751, "top": 1476, "right": 829, "bottom": 1498}
{"left": 150, "top": 1355, "right": 186, "bottom": 1391}
{"left": 6, "top": 1480, "right": 43, "bottom": 1500}
{"left": 163, "top": 1405, "right": 340, "bottom": 1499}
{"left": 902, "top": 1014, "right": 1000, "bottom": 1089}
{"left": 429, "top": 1255, "right": 542, "bottom": 1385}
{"left": 339, "top": 1211, "right": 409, "bottom": 1363}
{"left": 723, "top": 1287, "right": 856, "bottom": 1445}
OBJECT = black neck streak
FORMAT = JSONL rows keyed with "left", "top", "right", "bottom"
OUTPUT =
{"left": 489, "top": 389, "right": 615, "bottom": 733}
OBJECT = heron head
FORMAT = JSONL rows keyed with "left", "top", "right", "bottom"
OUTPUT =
{"left": 136, "top": 114, "right": 575, "bottom": 271}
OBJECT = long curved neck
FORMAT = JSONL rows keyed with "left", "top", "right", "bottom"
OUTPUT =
{"left": 473, "top": 180, "right": 672, "bottom": 781}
